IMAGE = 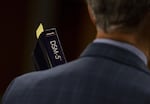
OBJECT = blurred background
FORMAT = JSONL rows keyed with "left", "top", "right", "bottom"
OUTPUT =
{"left": 0, "top": 0, "right": 96, "bottom": 100}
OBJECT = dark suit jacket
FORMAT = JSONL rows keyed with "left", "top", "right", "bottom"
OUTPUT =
{"left": 2, "top": 43, "right": 150, "bottom": 104}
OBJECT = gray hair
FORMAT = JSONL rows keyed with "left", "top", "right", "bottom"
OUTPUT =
{"left": 86, "top": 0, "right": 150, "bottom": 33}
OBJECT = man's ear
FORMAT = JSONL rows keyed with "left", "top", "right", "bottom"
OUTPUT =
{"left": 87, "top": 5, "right": 96, "bottom": 25}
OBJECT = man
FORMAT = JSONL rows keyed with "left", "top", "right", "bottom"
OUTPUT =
{"left": 2, "top": 0, "right": 150, "bottom": 104}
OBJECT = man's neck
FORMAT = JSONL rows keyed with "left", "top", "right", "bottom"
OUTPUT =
{"left": 96, "top": 30, "right": 136, "bottom": 45}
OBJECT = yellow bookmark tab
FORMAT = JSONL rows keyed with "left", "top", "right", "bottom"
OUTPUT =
{"left": 36, "top": 23, "right": 44, "bottom": 39}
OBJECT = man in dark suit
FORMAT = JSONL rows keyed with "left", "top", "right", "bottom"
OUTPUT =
{"left": 2, "top": 0, "right": 150, "bottom": 104}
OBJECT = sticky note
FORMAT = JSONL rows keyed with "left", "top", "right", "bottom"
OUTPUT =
{"left": 36, "top": 23, "right": 44, "bottom": 39}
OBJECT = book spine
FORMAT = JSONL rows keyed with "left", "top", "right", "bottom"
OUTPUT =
{"left": 33, "top": 28, "right": 67, "bottom": 70}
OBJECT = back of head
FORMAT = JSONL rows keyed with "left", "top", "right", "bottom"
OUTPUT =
{"left": 86, "top": 0, "right": 150, "bottom": 33}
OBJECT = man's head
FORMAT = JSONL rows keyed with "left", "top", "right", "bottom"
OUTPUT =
{"left": 86, "top": 0, "right": 150, "bottom": 65}
{"left": 86, "top": 0, "right": 150, "bottom": 33}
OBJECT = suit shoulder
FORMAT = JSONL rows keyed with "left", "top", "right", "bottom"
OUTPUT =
{"left": 14, "top": 60, "right": 79, "bottom": 85}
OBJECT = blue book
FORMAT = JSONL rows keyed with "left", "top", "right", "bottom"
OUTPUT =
{"left": 33, "top": 24, "right": 67, "bottom": 71}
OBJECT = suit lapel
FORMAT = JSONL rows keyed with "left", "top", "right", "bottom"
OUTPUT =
{"left": 80, "top": 43, "right": 150, "bottom": 74}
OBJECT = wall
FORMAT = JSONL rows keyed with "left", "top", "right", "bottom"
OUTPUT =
{"left": 0, "top": 0, "right": 95, "bottom": 99}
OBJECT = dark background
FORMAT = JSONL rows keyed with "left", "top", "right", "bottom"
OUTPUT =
{"left": 0, "top": 0, "right": 96, "bottom": 100}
